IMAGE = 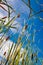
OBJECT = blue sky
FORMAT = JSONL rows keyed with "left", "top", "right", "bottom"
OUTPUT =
{"left": 29, "top": 0, "right": 43, "bottom": 51}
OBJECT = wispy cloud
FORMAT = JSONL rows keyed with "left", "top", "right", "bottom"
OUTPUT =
{"left": 0, "top": 12, "right": 4, "bottom": 18}
{"left": 10, "top": 20, "right": 22, "bottom": 34}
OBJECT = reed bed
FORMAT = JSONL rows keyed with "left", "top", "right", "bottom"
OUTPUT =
{"left": 0, "top": 0, "right": 43, "bottom": 65}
